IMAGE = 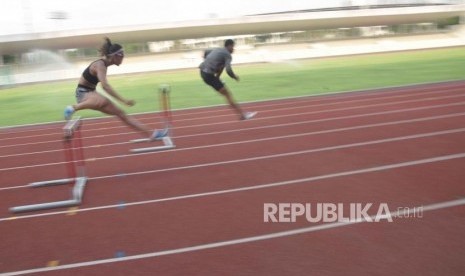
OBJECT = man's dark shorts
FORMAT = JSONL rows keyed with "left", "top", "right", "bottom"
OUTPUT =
{"left": 200, "top": 70, "right": 224, "bottom": 91}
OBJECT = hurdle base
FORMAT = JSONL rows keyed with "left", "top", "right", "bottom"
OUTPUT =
{"left": 130, "top": 133, "right": 168, "bottom": 143}
{"left": 131, "top": 138, "right": 155, "bottom": 143}
{"left": 10, "top": 177, "right": 87, "bottom": 213}
{"left": 9, "top": 199, "right": 81, "bottom": 213}
{"left": 130, "top": 136, "right": 175, "bottom": 153}
{"left": 28, "top": 178, "right": 74, "bottom": 188}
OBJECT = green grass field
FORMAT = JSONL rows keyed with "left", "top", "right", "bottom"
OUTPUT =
{"left": 0, "top": 47, "right": 464, "bottom": 127}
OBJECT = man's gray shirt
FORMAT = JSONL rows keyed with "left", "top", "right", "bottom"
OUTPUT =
{"left": 199, "top": 47, "right": 236, "bottom": 79}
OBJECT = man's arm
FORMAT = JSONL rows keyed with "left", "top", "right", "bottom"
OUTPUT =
{"left": 203, "top": 49, "right": 212, "bottom": 59}
{"left": 215, "top": 67, "right": 224, "bottom": 77}
{"left": 224, "top": 55, "right": 239, "bottom": 81}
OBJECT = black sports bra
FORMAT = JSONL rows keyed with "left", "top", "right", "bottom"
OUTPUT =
{"left": 82, "top": 59, "right": 103, "bottom": 85}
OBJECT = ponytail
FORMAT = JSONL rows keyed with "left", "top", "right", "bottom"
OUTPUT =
{"left": 99, "top": 37, "right": 112, "bottom": 56}
{"left": 99, "top": 37, "right": 123, "bottom": 57}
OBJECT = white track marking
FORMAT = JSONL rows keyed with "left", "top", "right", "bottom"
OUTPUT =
{"left": 1, "top": 88, "right": 464, "bottom": 142}
{"left": 2, "top": 107, "right": 465, "bottom": 159}
{"left": 3, "top": 100, "right": 462, "bottom": 149}
{"left": 1, "top": 108, "right": 465, "bottom": 172}
{"left": 179, "top": 110, "right": 465, "bottom": 139}
{"left": 0, "top": 185, "right": 28, "bottom": 191}
{"left": 1, "top": 80, "right": 463, "bottom": 134}
{"left": 1, "top": 126, "right": 464, "bottom": 187}
{"left": 90, "top": 128, "right": 465, "bottom": 180}
{"left": 0, "top": 196, "right": 463, "bottom": 275}
{"left": 1, "top": 113, "right": 464, "bottom": 191}
{"left": 1, "top": 82, "right": 464, "bottom": 275}
{"left": 1, "top": 94, "right": 465, "bottom": 150}
{"left": 2, "top": 100, "right": 465, "bottom": 152}
{"left": 1, "top": 152, "right": 464, "bottom": 222}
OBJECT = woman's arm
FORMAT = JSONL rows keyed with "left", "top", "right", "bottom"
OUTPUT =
{"left": 95, "top": 62, "right": 134, "bottom": 106}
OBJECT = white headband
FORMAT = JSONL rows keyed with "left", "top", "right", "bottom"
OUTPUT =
{"left": 109, "top": 48, "right": 124, "bottom": 56}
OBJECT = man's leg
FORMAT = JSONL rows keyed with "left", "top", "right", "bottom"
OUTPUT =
{"left": 217, "top": 86, "right": 245, "bottom": 119}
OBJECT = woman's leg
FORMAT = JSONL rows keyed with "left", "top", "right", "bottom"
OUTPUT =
{"left": 73, "top": 92, "right": 107, "bottom": 111}
{"left": 78, "top": 93, "right": 152, "bottom": 137}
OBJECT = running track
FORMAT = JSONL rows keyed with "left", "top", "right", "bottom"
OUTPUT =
{"left": 1, "top": 81, "right": 464, "bottom": 275}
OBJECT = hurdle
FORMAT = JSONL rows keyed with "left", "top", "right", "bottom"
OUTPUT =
{"left": 10, "top": 116, "right": 87, "bottom": 213}
{"left": 130, "top": 84, "right": 176, "bottom": 153}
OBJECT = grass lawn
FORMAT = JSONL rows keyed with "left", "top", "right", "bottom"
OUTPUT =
{"left": 0, "top": 47, "right": 464, "bottom": 127}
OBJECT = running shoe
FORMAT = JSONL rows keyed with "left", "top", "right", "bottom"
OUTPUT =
{"left": 151, "top": 128, "right": 169, "bottom": 140}
{"left": 241, "top": 111, "right": 257, "bottom": 120}
{"left": 64, "top": 106, "right": 75, "bottom": 121}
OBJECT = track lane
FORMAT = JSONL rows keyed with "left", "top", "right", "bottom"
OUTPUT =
{"left": 1, "top": 158, "right": 464, "bottom": 275}
{"left": 1, "top": 82, "right": 464, "bottom": 275}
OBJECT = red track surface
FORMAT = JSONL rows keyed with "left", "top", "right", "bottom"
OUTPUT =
{"left": 1, "top": 81, "right": 465, "bottom": 275}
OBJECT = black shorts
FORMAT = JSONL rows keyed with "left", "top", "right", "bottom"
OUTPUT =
{"left": 75, "top": 84, "right": 95, "bottom": 103}
{"left": 200, "top": 70, "right": 224, "bottom": 91}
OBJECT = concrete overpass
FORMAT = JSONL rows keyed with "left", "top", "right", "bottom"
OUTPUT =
{"left": 0, "top": 4, "right": 464, "bottom": 54}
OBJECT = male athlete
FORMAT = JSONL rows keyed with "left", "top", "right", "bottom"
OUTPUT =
{"left": 200, "top": 39, "right": 256, "bottom": 120}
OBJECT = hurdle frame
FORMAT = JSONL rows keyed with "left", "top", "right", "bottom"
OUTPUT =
{"left": 130, "top": 84, "right": 176, "bottom": 153}
{"left": 10, "top": 116, "right": 87, "bottom": 213}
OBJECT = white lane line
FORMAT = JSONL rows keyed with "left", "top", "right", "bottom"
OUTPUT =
{"left": 1, "top": 88, "right": 464, "bottom": 142}
{"left": 179, "top": 110, "right": 465, "bottom": 139}
{"left": 2, "top": 106, "right": 465, "bottom": 159}
{"left": 0, "top": 185, "right": 28, "bottom": 191}
{"left": 2, "top": 100, "right": 465, "bottom": 155}
{"left": 74, "top": 86, "right": 465, "bottom": 129}
{"left": 1, "top": 92, "right": 465, "bottom": 149}
{"left": 2, "top": 152, "right": 464, "bottom": 222}
{"left": 1, "top": 196, "right": 463, "bottom": 275}
{"left": 0, "top": 108, "right": 463, "bottom": 175}
{"left": 1, "top": 80, "right": 462, "bottom": 134}
{"left": 5, "top": 100, "right": 464, "bottom": 150}
{"left": 91, "top": 128, "right": 465, "bottom": 180}
{"left": 1, "top": 125, "right": 464, "bottom": 190}
{"left": 163, "top": 93, "right": 465, "bottom": 131}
